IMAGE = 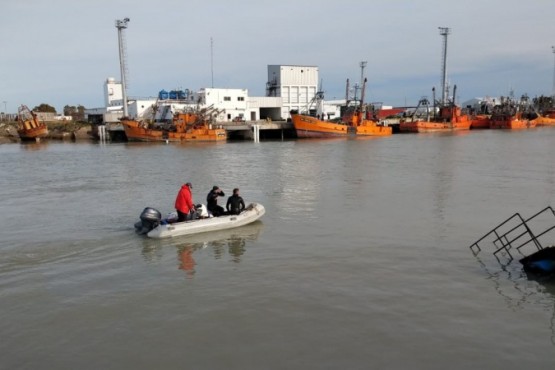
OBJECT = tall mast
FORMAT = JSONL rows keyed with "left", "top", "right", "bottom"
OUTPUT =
{"left": 211, "top": 37, "right": 214, "bottom": 88}
{"left": 345, "top": 79, "right": 350, "bottom": 107}
{"left": 552, "top": 46, "right": 555, "bottom": 106}
{"left": 359, "top": 61, "right": 367, "bottom": 108}
{"left": 360, "top": 78, "right": 367, "bottom": 115}
{"left": 116, "top": 18, "right": 130, "bottom": 117}
{"left": 438, "top": 27, "right": 450, "bottom": 105}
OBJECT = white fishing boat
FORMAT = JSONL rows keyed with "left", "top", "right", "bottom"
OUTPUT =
{"left": 134, "top": 203, "right": 265, "bottom": 239}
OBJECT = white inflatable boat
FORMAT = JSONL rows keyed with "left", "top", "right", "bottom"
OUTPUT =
{"left": 135, "top": 203, "right": 265, "bottom": 239}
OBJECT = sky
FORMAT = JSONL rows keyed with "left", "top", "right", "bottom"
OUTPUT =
{"left": 1, "top": 0, "right": 555, "bottom": 113}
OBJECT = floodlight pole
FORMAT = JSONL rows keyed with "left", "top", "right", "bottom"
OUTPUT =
{"left": 552, "top": 46, "right": 555, "bottom": 105}
{"left": 439, "top": 27, "right": 451, "bottom": 105}
{"left": 116, "top": 18, "right": 130, "bottom": 117}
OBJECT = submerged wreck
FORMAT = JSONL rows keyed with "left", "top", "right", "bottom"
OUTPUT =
{"left": 470, "top": 206, "right": 555, "bottom": 279}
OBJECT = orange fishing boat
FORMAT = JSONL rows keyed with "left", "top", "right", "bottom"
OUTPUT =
{"left": 489, "top": 113, "right": 535, "bottom": 129}
{"left": 291, "top": 112, "right": 392, "bottom": 138}
{"left": 489, "top": 96, "right": 536, "bottom": 129}
{"left": 344, "top": 110, "right": 392, "bottom": 136}
{"left": 121, "top": 112, "right": 226, "bottom": 142}
{"left": 291, "top": 77, "right": 391, "bottom": 138}
{"left": 399, "top": 106, "right": 471, "bottom": 133}
{"left": 530, "top": 115, "right": 555, "bottom": 126}
{"left": 469, "top": 114, "right": 491, "bottom": 129}
{"left": 16, "top": 105, "right": 49, "bottom": 141}
{"left": 291, "top": 113, "right": 349, "bottom": 138}
{"left": 399, "top": 86, "right": 472, "bottom": 133}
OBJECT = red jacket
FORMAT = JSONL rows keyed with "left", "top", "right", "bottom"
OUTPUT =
{"left": 175, "top": 184, "right": 194, "bottom": 213}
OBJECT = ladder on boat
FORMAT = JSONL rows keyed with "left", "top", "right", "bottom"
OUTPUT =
{"left": 470, "top": 206, "right": 555, "bottom": 263}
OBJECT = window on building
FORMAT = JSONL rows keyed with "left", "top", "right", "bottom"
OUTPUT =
{"left": 224, "top": 96, "right": 231, "bottom": 101}
{"left": 237, "top": 97, "right": 244, "bottom": 101}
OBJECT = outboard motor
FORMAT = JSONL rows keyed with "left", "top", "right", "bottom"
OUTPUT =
{"left": 134, "top": 207, "right": 162, "bottom": 235}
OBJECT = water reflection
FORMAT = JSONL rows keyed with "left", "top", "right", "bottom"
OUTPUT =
{"left": 141, "top": 222, "right": 263, "bottom": 278}
{"left": 475, "top": 255, "right": 555, "bottom": 345}
{"left": 20, "top": 141, "right": 49, "bottom": 151}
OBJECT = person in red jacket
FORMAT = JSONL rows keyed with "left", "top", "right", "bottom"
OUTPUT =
{"left": 175, "top": 182, "right": 196, "bottom": 222}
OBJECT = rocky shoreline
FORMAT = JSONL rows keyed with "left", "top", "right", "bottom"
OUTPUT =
{"left": 0, "top": 121, "right": 93, "bottom": 144}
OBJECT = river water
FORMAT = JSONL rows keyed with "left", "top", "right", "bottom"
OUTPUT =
{"left": 1, "top": 129, "right": 555, "bottom": 369}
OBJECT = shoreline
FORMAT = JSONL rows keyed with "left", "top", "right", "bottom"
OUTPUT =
{"left": 0, "top": 121, "right": 93, "bottom": 144}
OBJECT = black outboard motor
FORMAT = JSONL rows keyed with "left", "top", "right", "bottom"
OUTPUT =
{"left": 135, "top": 207, "right": 162, "bottom": 235}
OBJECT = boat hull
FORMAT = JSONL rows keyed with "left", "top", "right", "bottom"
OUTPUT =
{"left": 399, "top": 120, "right": 471, "bottom": 133}
{"left": 399, "top": 105, "right": 472, "bottom": 133}
{"left": 355, "top": 122, "right": 392, "bottom": 136}
{"left": 147, "top": 203, "right": 265, "bottom": 239}
{"left": 291, "top": 114, "right": 391, "bottom": 137}
{"left": 489, "top": 117, "right": 536, "bottom": 129}
{"left": 122, "top": 119, "right": 227, "bottom": 142}
{"left": 17, "top": 123, "right": 49, "bottom": 141}
{"left": 291, "top": 114, "right": 348, "bottom": 138}
{"left": 531, "top": 116, "right": 555, "bottom": 126}
{"left": 469, "top": 115, "right": 491, "bottom": 129}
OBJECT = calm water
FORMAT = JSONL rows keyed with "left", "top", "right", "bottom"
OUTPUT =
{"left": 1, "top": 130, "right": 555, "bottom": 369}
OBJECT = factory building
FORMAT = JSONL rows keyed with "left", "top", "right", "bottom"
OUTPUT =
{"left": 266, "top": 65, "right": 319, "bottom": 119}
{"left": 85, "top": 65, "right": 319, "bottom": 124}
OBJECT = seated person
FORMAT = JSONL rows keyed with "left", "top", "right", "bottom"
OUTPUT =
{"left": 206, "top": 185, "right": 225, "bottom": 216}
{"left": 226, "top": 188, "right": 245, "bottom": 215}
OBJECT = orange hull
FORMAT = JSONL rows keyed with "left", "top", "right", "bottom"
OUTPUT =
{"left": 292, "top": 114, "right": 391, "bottom": 138}
{"left": 121, "top": 119, "right": 226, "bottom": 142}
{"left": 470, "top": 115, "right": 491, "bottom": 129}
{"left": 531, "top": 116, "right": 555, "bottom": 126}
{"left": 291, "top": 114, "right": 349, "bottom": 138}
{"left": 355, "top": 121, "right": 392, "bottom": 136}
{"left": 399, "top": 120, "right": 471, "bottom": 133}
{"left": 17, "top": 121, "right": 49, "bottom": 141}
{"left": 399, "top": 106, "right": 471, "bottom": 133}
{"left": 490, "top": 117, "right": 536, "bottom": 129}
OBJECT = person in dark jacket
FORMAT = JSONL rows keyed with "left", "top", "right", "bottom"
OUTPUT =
{"left": 226, "top": 188, "right": 245, "bottom": 215}
{"left": 206, "top": 185, "right": 225, "bottom": 216}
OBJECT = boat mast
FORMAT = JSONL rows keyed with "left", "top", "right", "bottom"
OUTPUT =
{"left": 438, "top": 27, "right": 450, "bottom": 106}
{"left": 360, "top": 78, "right": 367, "bottom": 116}
{"left": 432, "top": 87, "right": 436, "bottom": 119}
{"left": 359, "top": 61, "right": 367, "bottom": 108}
{"left": 345, "top": 79, "right": 350, "bottom": 107}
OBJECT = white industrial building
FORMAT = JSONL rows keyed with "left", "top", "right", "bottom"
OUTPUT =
{"left": 266, "top": 65, "right": 319, "bottom": 119}
{"left": 85, "top": 65, "right": 324, "bottom": 124}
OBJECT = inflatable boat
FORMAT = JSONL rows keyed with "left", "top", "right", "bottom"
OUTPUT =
{"left": 135, "top": 203, "right": 265, "bottom": 239}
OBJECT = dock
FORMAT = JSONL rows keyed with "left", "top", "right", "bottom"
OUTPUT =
{"left": 100, "top": 120, "right": 295, "bottom": 142}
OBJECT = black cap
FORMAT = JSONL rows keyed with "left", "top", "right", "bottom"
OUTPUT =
{"left": 213, "top": 185, "right": 219, "bottom": 190}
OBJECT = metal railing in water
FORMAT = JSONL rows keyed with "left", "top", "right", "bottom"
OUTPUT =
{"left": 470, "top": 206, "right": 555, "bottom": 262}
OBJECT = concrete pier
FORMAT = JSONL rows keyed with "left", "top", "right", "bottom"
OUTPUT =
{"left": 103, "top": 120, "right": 295, "bottom": 141}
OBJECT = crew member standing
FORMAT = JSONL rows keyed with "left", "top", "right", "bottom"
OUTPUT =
{"left": 175, "top": 182, "right": 195, "bottom": 222}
